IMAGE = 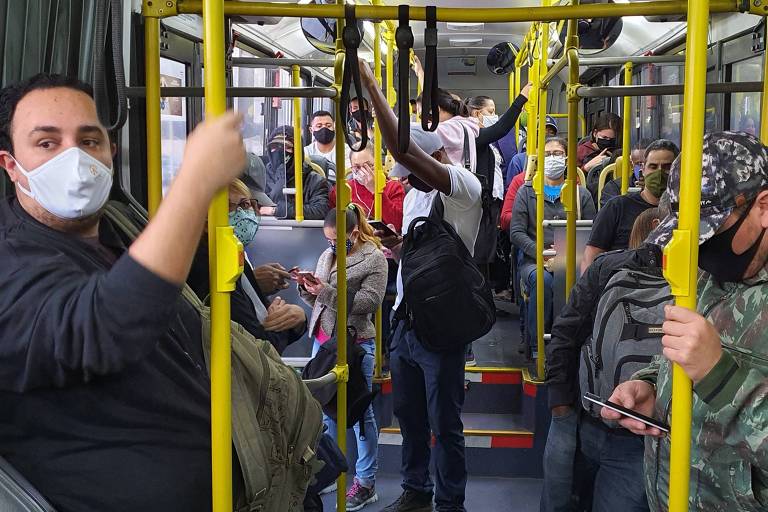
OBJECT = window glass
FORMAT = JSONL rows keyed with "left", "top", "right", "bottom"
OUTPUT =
{"left": 729, "top": 55, "right": 762, "bottom": 136}
{"left": 232, "top": 47, "right": 267, "bottom": 155}
{"left": 276, "top": 69, "right": 294, "bottom": 128}
{"left": 159, "top": 58, "right": 187, "bottom": 196}
{"left": 705, "top": 68, "right": 722, "bottom": 134}
{"left": 659, "top": 66, "right": 683, "bottom": 145}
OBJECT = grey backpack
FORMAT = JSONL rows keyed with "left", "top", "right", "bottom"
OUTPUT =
{"left": 579, "top": 268, "right": 672, "bottom": 419}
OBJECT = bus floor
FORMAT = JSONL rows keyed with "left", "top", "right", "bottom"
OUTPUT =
{"left": 320, "top": 473, "right": 543, "bottom": 511}
{"left": 470, "top": 298, "right": 531, "bottom": 369}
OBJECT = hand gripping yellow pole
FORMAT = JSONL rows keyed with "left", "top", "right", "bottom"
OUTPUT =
{"left": 292, "top": 65, "right": 305, "bottom": 222}
{"left": 621, "top": 62, "right": 633, "bottom": 195}
{"left": 144, "top": 14, "right": 162, "bottom": 218}
{"left": 203, "top": 1, "right": 240, "bottom": 511}
{"left": 564, "top": 12, "right": 579, "bottom": 299}
{"left": 664, "top": 0, "right": 709, "bottom": 510}
{"left": 334, "top": 3, "right": 349, "bottom": 509}
{"left": 373, "top": 6, "right": 385, "bottom": 380}
{"left": 535, "top": 12, "right": 549, "bottom": 381}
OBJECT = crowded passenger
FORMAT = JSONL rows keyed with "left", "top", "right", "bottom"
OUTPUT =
{"left": 510, "top": 137, "right": 596, "bottom": 357}
{"left": 577, "top": 112, "right": 621, "bottom": 172}
{"left": 328, "top": 143, "right": 405, "bottom": 232}
{"left": 433, "top": 88, "right": 479, "bottom": 172}
{"left": 581, "top": 139, "right": 679, "bottom": 272}
{"left": 0, "top": 73, "right": 248, "bottom": 511}
{"left": 264, "top": 125, "right": 330, "bottom": 220}
{"left": 299, "top": 204, "right": 387, "bottom": 511}
{"left": 543, "top": 205, "right": 666, "bottom": 512}
{"left": 505, "top": 114, "right": 558, "bottom": 188}
{"left": 304, "top": 110, "right": 350, "bottom": 182}
{"left": 605, "top": 132, "right": 768, "bottom": 512}
{"left": 359, "top": 57, "right": 482, "bottom": 512}
{"left": 599, "top": 139, "right": 651, "bottom": 207}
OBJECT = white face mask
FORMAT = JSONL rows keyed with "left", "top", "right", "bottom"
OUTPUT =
{"left": 12, "top": 147, "right": 113, "bottom": 220}
{"left": 544, "top": 155, "right": 566, "bottom": 179}
{"left": 482, "top": 114, "right": 499, "bottom": 127}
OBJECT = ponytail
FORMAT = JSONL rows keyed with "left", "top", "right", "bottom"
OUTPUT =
{"left": 323, "top": 203, "right": 383, "bottom": 249}
{"left": 436, "top": 88, "right": 468, "bottom": 118}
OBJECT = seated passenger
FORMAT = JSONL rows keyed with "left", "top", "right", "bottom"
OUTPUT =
{"left": 509, "top": 137, "right": 596, "bottom": 355}
{"left": 299, "top": 204, "right": 387, "bottom": 511}
{"left": 264, "top": 125, "right": 330, "bottom": 220}
{"left": 599, "top": 139, "right": 651, "bottom": 208}
{"left": 329, "top": 144, "right": 405, "bottom": 233}
{"left": 188, "top": 179, "right": 307, "bottom": 355}
{"left": 504, "top": 115, "right": 558, "bottom": 189}
{"left": 581, "top": 139, "right": 679, "bottom": 272}
{"left": 577, "top": 112, "right": 621, "bottom": 173}
{"left": 0, "top": 74, "right": 247, "bottom": 511}
{"left": 304, "top": 110, "right": 351, "bottom": 182}
{"left": 543, "top": 206, "right": 665, "bottom": 512}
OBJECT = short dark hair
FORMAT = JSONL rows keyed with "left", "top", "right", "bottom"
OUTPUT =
{"left": 592, "top": 112, "right": 622, "bottom": 135}
{"left": 0, "top": 73, "right": 94, "bottom": 153}
{"left": 350, "top": 97, "right": 370, "bottom": 110}
{"left": 644, "top": 139, "right": 680, "bottom": 160}
{"left": 545, "top": 136, "right": 567, "bottom": 153}
{"left": 310, "top": 110, "right": 334, "bottom": 123}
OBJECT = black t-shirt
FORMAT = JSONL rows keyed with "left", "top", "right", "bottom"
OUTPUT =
{"left": 588, "top": 192, "right": 654, "bottom": 251}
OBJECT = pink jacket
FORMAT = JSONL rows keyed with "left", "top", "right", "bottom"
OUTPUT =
{"left": 435, "top": 116, "right": 480, "bottom": 171}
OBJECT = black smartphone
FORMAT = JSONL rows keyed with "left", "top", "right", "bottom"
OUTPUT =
{"left": 583, "top": 392, "right": 669, "bottom": 433}
{"left": 369, "top": 220, "right": 398, "bottom": 237}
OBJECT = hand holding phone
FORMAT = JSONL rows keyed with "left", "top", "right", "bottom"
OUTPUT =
{"left": 369, "top": 220, "right": 398, "bottom": 238}
{"left": 583, "top": 392, "right": 669, "bottom": 434}
{"left": 298, "top": 271, "right": 319, "bottom": 285}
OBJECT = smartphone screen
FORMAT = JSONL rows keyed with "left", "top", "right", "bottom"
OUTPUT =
{"left": 369, "top": 221, "right": 397, "bottom": 237}
{"left": 583, "top": 392, "right": 669, "bottom": 433}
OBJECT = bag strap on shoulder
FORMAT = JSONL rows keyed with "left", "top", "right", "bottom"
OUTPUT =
{"left": 421, "top": 6, "right": 439, "bottom": 132}
{"left": 395, "top": 4, "right": 413, "bottom": 153}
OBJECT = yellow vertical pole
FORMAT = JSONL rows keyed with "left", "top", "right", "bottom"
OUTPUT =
{"left": 334, "top": 3, "right": 349, "bottom": 509}
{"left": 761, "top": 35, "right": 768, "bottom": 144}
{"left": 292, "top": 65, "right": 305, "bottom": 222}
{"left": 535, "top": 13, "right": 549, "bottom": 381}
{"left": 564, "top": 12, "right": 579, "bottom": 299}
{"left": 144, "top": 16, "right": 162, "bottom": 218}
{"left": 373, "top": 10, "right": 384, "bottom": 380}
{"left": 621, "top": 62, "right": 633, "bottom": 195}
{"left": 385, "top": 29, "right": 396, "bottom": 108}
{"left": 514, "top": 66, "right": 521, "bottom": 146}
{"left": 665, "top": 0, "right": 708, "bottom": 510}
{"left": 203, "top": 0, "right": 233, "bottom": 511}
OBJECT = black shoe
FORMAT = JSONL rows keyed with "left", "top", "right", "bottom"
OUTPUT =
{"left": 381, "top": 489, "right": 433, "bottom": 512}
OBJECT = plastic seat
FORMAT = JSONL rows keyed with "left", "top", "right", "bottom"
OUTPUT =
{"left": 0, "top": 456, "right": 56, "bottom": 512}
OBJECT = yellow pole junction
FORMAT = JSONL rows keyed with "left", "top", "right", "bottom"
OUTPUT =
{"left": 334, "top": 2, "right": 349, "bottom": 509}
{"left": 373, "top": 5, "right": 385, "bottom": 380}
{"left": 547, "top": 112, "right": 586, "bottom": 138}
{"left": 293, "top": 65, "right": 305, "bottom": 222}
{"left": 202, "top": 0, "right": 241, "bottom": 511}
{"left": 762, "top": 31, "right": 768, "bottom": 144}
{"left": 664, "top": 0, "right": 708, "bottom": 510}
{"left": 621, "top": 62, "right": 633, "bottom": 195}
{"left": 563, "top": 12, "right": 579, "bottom": 300}
{"left": 144, "top": 15, "right": 162, "bottom": 218}
{"left": 534, "top": 10, "right": 549, "bottom": 381}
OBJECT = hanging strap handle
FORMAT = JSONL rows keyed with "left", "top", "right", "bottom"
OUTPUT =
{"left": 340, "top": 5, "right": 369, "bottom": 152}
{"left": 421, "top": 6, "right": 440, "bottom": 132}
{"left": 461, "top": 125, "right": 471, "bottom": 171}
{"left": 396, "top": 5, "right": 414, "bottom": 152}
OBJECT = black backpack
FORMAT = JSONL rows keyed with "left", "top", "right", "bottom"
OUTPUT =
{"left": 399, "top": 194, "right": 496, "bottom": 352}
{"left": 460, "top": 126, "right": 499, "bottom": 265}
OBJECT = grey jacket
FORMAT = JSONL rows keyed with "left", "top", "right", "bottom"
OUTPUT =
{"left": 299, "top": 241, "right": 387, "bottom": 341}
{"left": 510, "top": 182, "right": 596, "bottom": 268}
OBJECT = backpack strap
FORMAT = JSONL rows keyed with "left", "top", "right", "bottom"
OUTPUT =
{"left": 620, "top": 323, "right": 664, "bottom": 341}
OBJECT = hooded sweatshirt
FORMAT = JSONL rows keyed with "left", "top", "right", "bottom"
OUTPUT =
{"left": 435, "top": 116, "right": 480, "bottom": 171}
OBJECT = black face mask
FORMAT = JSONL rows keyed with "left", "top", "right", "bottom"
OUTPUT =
{"left": 698, "top": 203, "right": 767, "bottom": 282}
{"left": 268, "top": 149, "right": 287, "bottom": 172}
{"left": 314, "top": 127, "right": 335, "bottom": 145}
{"left": 595, "top": 137, "right": 616, "bottom": 151}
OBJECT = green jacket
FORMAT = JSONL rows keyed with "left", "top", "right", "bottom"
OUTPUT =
{"left": 634, "top": 267, "right": 768, "bottom": 511}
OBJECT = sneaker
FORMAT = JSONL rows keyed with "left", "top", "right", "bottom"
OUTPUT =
{"left": 465, "top": 352, "right": 477, "bottom": 367}
{"left": 319, "top": 481, "right": 337, "bottom": 495}
{"left": 381, "top": 489, "right": 433, "bottom": 512}
{"left": 345, "top": 478, "right": 378, "bottom": 511}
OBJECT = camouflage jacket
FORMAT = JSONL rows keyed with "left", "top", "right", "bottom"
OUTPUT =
{"left": 634, "top": 267, "right": 768, "bottom": 511}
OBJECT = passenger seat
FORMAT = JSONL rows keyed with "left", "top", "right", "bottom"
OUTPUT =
{"left": 0, "top": 456, "right": 56, "bottom": 512}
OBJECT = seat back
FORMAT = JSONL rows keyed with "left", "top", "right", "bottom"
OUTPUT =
{"left": 0, "top": 457, "right": 56, "bottom": 512}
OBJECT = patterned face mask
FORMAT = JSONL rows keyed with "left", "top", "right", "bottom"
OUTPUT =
{"left": 229, "top": 207, "right": 260, "bottom": 246}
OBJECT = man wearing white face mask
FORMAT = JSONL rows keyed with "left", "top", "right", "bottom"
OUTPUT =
{"left": 510, "top": 137, "right": 596, "bottom": 357}
{"left": 0, "top": 74, "right": 248, "bottom": 511}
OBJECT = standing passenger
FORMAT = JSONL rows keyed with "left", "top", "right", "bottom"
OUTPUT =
{"left": 304, "top": 110, "right": 351, "bottom": 182}
{"left": 359, "top": 60, "right": 482, "bottom": 512}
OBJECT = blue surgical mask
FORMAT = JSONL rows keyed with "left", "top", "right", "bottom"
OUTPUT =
{"left": 229, "top": 208, "right": 260, "bottom": 246}
{"left": 633, "top": 164, "right": 643, "bottom": 181}
{"left": 543, "top": 183, "right": 563, "bottom": 201}
{"left": 329, "top": 238, "right": 354, "bottom": 255}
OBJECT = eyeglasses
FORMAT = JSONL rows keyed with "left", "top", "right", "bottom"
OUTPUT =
{"left": 544, "top": 150, "right": 566, "bottom": 157}
{"left": 228, "top": 198, "right": 259, "bottom": 212}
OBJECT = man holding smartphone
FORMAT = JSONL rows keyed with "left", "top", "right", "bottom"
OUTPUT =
{"left": 604, "top": 132, "right": 768, "bottom": 512}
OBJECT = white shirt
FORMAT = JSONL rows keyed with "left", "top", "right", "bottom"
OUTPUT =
{"left": 491, "top": 144, "right": 505, "bottom": 200}
{"left": 304, "top": 141, "right": 351, "bottom": 182}
{"left": 394, "top": 164, "right": 483, "bottom": 309}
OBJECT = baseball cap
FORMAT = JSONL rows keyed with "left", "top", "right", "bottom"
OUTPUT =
{"left": 389, "top": 124, "right": 445, "bottom": 178}
{"left": 545, "top": 116, "right": 558, "bottom": 133}
{"left": 268, "top": 125, "right": 295, "bottom": 151}
{"left": 647, "top": 131, "right": 768, "bottom": 248}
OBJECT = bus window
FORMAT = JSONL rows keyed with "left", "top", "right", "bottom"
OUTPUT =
{"left": 275, "top": 68, "right": 295, "bottom": 128}
{"left": 659, "top": 65, "right": 682, "bottom": 145}
{"left": 705, "top": 68, "right": 722, "bottom": 134}
{"left": 159, "top": 57, "right": 188, "bottom": 196}
{"left": 232, "top": 47, "right": 267, "bottom": 156}
{"left": 729, "top": 55, "right": 762, "bottom": 136}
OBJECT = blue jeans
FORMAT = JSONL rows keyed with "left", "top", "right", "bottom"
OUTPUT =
{"left": 522, "top": 265, "right": 553, "bottom": 349}
{"left": 390, "top": 321, "right": 466, "bottom": 512}
{"left": 312, "top": 338, "right": 378, "bottom": 488}
{"left": 540, "top": 409, "right": 579, "bottom": 512}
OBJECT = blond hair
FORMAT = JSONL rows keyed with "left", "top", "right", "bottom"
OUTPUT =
{"left": 229, "top": 178, "right": 251, "bottom": 199}
{"left": 324, "top": 203, "right": 382, "bottom": 249}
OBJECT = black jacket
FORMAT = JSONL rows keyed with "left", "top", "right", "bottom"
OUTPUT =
{"left": 545, "top": 243, "right": 662, "bottom": 409}
{"left": 0, "top": 199, "right": 227, "bottom": 512}
{"left": 266, "top": 157, "right": 330, "bottom": 220}
{"left": 475, "top": 95, "right": 528, "bottom": 187}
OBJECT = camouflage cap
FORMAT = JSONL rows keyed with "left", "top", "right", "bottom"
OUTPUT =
{"left": 647, "top": 131, "right": 768, "bottom": 247}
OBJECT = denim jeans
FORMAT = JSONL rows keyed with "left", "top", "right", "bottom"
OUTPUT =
{"left": 390, "top": 321, "right": 466, "bottom": 512}
{"left": 540, "top": 409, "right": 579, "bottom": 512}
{"left": 522, "top": 265, "right": 554, "bottom": 349}
{"left": 312, "top": 338, "right": 378, "bottom": 488}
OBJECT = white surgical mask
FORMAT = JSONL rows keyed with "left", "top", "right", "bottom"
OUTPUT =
{"left": 543, "top": 155, "right": 566, "bottom": 179}
{"left": 482, "top": 114, "right": 499, "bottom": 127}
{"left": 12, "top": 147, "right": 113, "bottom": 219}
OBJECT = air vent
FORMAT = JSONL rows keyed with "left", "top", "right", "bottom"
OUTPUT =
{"left": 446, "top": 57, "right": 477, "bottom": 75}
{"left": 449, "top": 38, "right": 483, "bottom": 47}
{"left": 446, "top": 22, "right": 485, "bottom": 32}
